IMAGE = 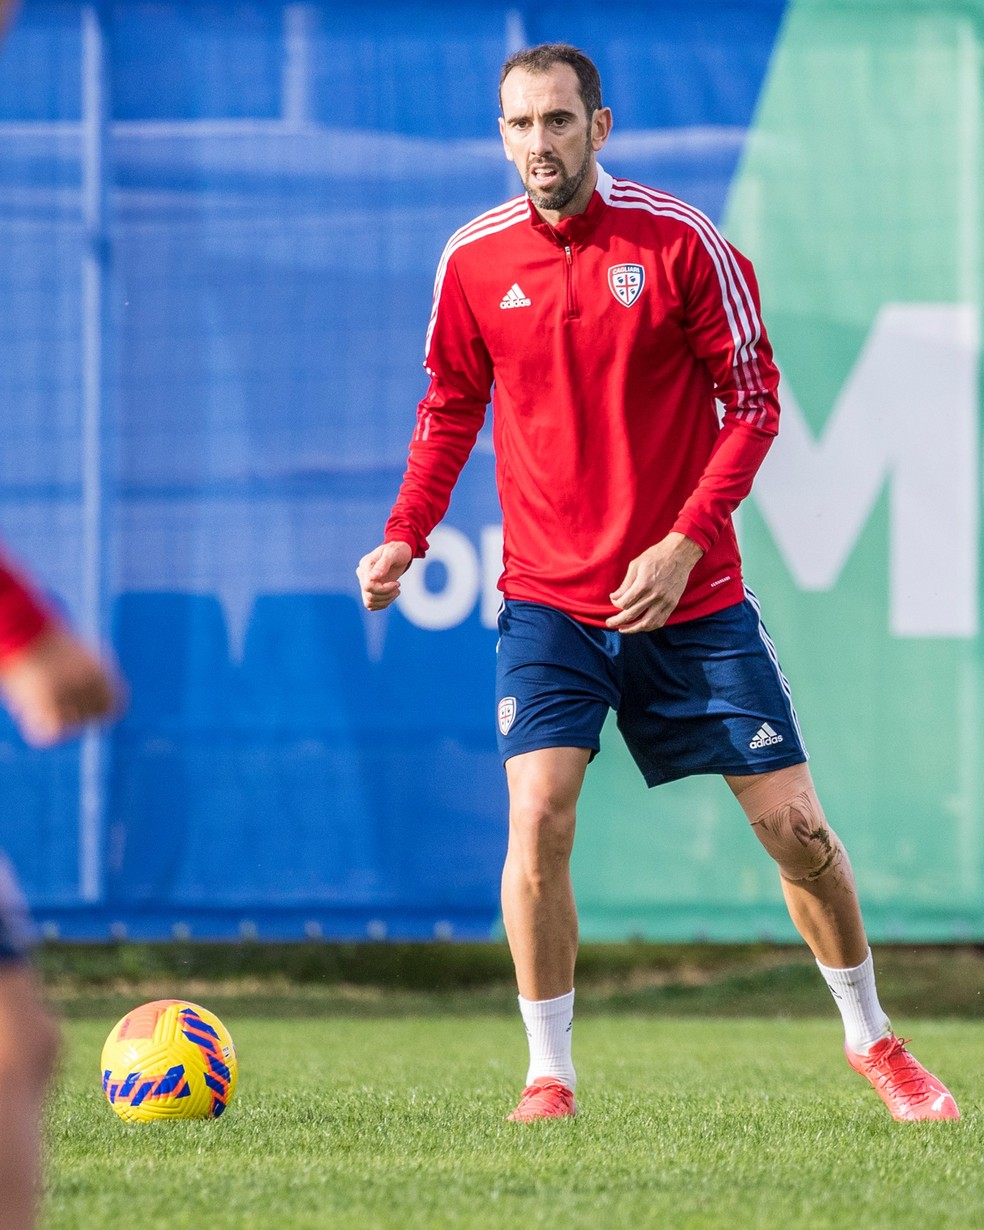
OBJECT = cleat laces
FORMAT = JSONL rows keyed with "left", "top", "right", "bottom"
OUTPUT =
{"left": 506, "top": 1077, "right": 576, "bottom": 1122}
{"left": 846, "top": 1034, "right": 959, "bottom": 1121}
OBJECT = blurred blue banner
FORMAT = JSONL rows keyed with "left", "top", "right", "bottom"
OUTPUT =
{"left": 0, "top": 1, "right": 789, "bottom": 939}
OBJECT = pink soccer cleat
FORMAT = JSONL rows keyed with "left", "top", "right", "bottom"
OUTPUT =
{"left": 506, "top": 1076, "right": 577, "bottom": 1122}
{"left": 845, "top": 1034, "right": 959, "bottom": 1121}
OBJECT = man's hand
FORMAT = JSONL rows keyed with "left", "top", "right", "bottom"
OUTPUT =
{"left": 606, "top": 533, "right": 704, "bottom": 633}
{"left": 356, "top": 540, "right": 414, "bottom": 611}
{"left": 0, "top": 627, "right": 123, "bottom": 747}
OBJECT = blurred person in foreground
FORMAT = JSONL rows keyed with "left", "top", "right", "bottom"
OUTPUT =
{"left": 0, "top": 554, "right": 121, "bottom": 1230}
{"left": 358, "top": 43, "right": 959, "bottom": 1124}
{"left": 0, "top": 2, "right": 123, "bottom": 1225}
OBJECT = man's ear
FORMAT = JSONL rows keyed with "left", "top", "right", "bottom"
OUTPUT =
{"left": 591, "top": 107, "right": 613, "bottom": 152}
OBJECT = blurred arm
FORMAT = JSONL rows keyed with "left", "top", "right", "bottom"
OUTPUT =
{"left": 0, "top": 626, "right": 123, "bottom": 747}
{"left": 0, "top": 557, "right": 123, "bottom": 746}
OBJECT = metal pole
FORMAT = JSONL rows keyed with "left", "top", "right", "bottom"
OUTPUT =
{"left": 503, "top": 10, "right": 528, "bottom": 198}
{"left": 79, "top": 2, "right": 109, "bottom": 903}
{"left": 282, "top": 4, "right": 315, "bottom": 131}
{"left": 955, "top": 19, "right": 981, "bottom": 903}
{"left": 504, "top": 8, "right": 526, "bottom": 54}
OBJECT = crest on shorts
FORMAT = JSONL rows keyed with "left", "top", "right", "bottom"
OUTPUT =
{"left": 498, "top": 696, "right": 517, "bottom": 736}
{"left": 608, "top": 263, "right": 645, "bottom": 308}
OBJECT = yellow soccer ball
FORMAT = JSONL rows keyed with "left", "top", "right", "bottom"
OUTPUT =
{"left": 101, "top": 999, "right": 238, "bottom": 1123}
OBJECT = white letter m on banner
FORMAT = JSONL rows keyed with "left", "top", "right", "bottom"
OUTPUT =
{"left": 751, "top": 304, "right": 981, "bottom": 637}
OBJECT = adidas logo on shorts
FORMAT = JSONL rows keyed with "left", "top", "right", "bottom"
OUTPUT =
{"left": 749, "top": 722, "right": 783, "bottom": 750}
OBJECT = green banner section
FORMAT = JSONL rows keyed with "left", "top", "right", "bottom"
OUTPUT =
{"left": 575, "top": 0, "right": 984, "bottom": 941}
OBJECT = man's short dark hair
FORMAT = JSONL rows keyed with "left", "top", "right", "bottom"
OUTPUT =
{"left": 499, "top": 43, "right": 603, "bottom": 119}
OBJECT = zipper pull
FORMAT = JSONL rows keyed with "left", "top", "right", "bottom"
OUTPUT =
{"left": 564, "top": 245, "right": 573, "bottom": 265}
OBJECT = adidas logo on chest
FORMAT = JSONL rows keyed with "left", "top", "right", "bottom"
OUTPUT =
{"left": 500, "top": 283, "right": 531, "bottom": 309}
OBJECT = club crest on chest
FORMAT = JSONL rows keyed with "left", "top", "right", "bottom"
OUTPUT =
{"left": 608, "top": 263, "right": 645, "bottom": 307}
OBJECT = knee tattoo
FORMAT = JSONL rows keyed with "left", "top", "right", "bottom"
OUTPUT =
{"left": 743, "top": 786, "right": 844, "bottom": 883}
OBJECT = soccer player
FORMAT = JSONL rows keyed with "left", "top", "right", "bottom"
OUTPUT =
{"left": 0, "top": 3, "right": 123, "bottom": 1224}
{"left": 0, "top": 554, "right": 121, "bottom": 1230}
{"left": 357, "top": 43, "right": 958, "bottom": 1124}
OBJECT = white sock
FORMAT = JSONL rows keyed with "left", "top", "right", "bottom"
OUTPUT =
{"left": 518, "top": 989, "right": 576, "bottom": 1090}
{"left": 816, "top": 949, "right": 892, "bottom": 1053}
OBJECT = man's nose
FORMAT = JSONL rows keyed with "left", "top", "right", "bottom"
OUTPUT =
{"left": 529, "top": 122, "right": 554, "bottom": 155}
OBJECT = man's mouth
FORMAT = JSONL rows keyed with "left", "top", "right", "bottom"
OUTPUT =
{"left": 529, "top": 162, "right": 561, "bottom": 186}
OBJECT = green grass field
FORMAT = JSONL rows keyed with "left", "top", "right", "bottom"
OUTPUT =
{"left": 44, "top": 1009, "right": 981, "bottom": 1230}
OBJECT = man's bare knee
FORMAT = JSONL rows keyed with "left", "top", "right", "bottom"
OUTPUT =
{"left": 506, "top": 747, "right": 586, "bottom": 867}
{"left": 508, "top": 795, "right": 576, "bottom": 875}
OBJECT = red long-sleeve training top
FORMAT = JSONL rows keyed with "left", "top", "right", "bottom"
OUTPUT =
{"left": 385, "top": 166, "right": 781, "bottom": 627}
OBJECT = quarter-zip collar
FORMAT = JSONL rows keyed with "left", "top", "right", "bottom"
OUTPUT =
{"left": 526, "top": 163, "right": 611, "bottom": 249}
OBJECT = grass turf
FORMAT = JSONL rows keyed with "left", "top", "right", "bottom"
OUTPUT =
{"left": 45, "top": 1013, "right": 981, "bottom": 1229}
{"left": 40, "top": 941, "right": 984, "bottom": 1021}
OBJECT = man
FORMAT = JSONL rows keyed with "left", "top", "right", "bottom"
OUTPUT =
{"left": 0, "top": 552, "right": 120, "bottom": 1230}
{"left": 0, "top": 4, "right": 122, "bottom": 1224}
{"left": 0, "top": 9, "right": 122, "bottom": 1229}
{"left": 357, "top": 43, "right": 958, "bottom": 1124}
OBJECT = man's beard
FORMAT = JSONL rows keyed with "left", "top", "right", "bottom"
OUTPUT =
{"left": 525, "top": 140, "right": 593, "bottom": 212}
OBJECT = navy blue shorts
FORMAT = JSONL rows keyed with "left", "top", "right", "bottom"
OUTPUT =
{"left": 494, "top": 593, "right": 808, "bottom": 786}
